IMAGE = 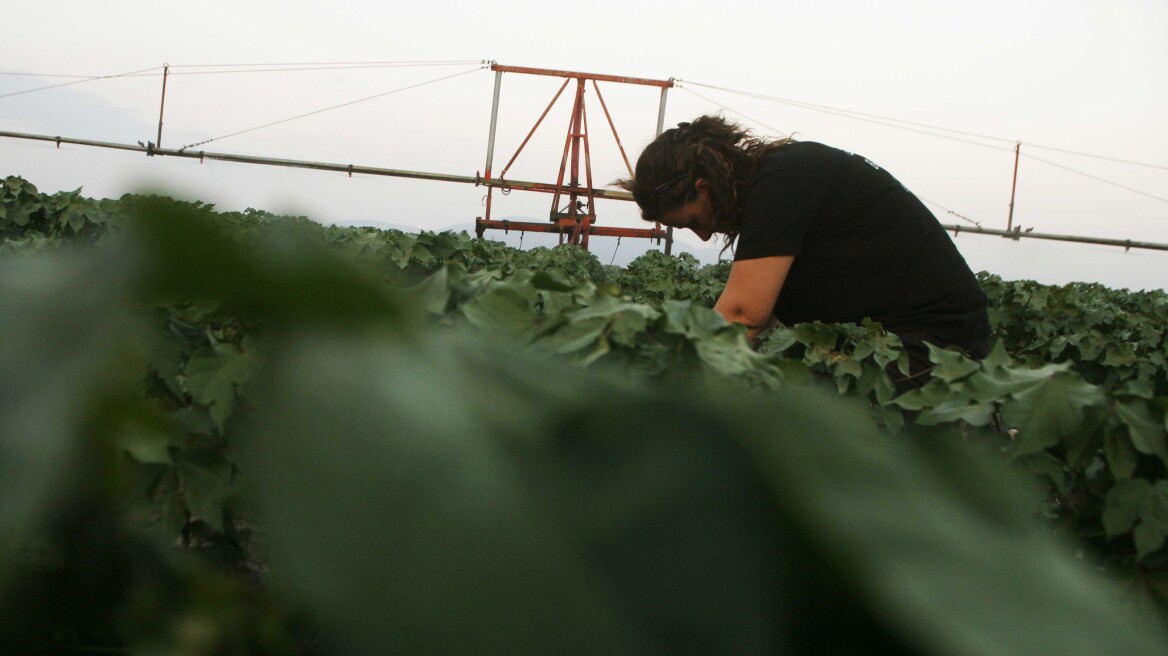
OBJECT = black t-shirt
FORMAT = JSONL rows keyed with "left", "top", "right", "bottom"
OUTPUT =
{"left": 734, "top": 141, "right": 990, "bottom": 344}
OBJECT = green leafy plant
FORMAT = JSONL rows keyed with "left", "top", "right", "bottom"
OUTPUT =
{"left": 4, "top": 175, "right": 1168, "bottom": 653}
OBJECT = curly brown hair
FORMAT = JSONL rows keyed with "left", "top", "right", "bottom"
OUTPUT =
{"left": 617, "top": 114, "right": 792, "bottom": 245}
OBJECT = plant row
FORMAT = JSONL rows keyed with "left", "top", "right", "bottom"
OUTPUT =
{"left": 3, "top": 177, "right": 1168, "bottom": 653}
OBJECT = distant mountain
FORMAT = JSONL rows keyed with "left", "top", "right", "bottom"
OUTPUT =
{"left": 330, "top": 219, "right": 428, "bottom": 233}
{"left": 462, "top": 216, "right": 731, "bottom": 267}
{"left": 334, "top": 215, "right": 730, "bottom": 268}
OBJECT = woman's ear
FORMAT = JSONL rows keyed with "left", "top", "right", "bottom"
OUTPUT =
{"left": 694, "top": 178, "right": 709, "bottom": 193}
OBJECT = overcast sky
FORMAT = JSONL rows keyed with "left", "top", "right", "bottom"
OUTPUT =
{"left": 2, "top": 1, "right": 1166, "bottom": 290}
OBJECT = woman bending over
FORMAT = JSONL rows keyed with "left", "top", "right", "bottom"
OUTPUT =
{"left": 621, "top": 115, "right": 990, "bottom": 390}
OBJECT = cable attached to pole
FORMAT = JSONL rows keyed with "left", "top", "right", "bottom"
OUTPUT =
{"left": 0, "top": 65, "right": 162, "bottom": 100}
{"left": 178, "top": 65, "right": 487, "bottom": 152}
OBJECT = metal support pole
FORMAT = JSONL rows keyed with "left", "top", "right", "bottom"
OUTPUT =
{"left": 499, "top": 78, "right": 570, "bottom": 179}
{"left": 484, "top": 70, "right": 503, "bottom": 223}
{"left": 484, "top": 70, "right": 503, "bottom": 179}
{"left": 10, "top": 128, "right": 1167, "bottom": 253}
{"left": 941, "top": 223, "right": 1168, "bottom": 252}
{"left": 551, "top": 80, "right": 585, "bottom": 233}
{"left": 658, "top": 83, "right": 673, "bottom": 254}
{"left": 580, "top": 94, "right": 595, "bottom": 250}
{"left": 592, "top": 80, "right": 633, "bottom": 177}
{"left": 0, "top": 129, "right": 640, "bottom": 197}
{"left": 1007, "top": 140, "right": 1021, "bottom": 231}
{"left": 567, "top": 81, "right": 588, "bottom": 245}
{"left": 154, "top": 64, "right": 169, "bottom": 152}
{"left": 656, "top": 84, "right": 670, "bottom": 136}
{"left": 570, "top": 79, "right": 584, "bottom": 191}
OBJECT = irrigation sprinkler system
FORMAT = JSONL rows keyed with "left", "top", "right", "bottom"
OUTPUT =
{"left": 2, "top": 61, "right": 1166, "bottom": 254}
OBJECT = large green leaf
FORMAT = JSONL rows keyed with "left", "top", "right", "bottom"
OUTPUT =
{"left": 1104, "top": 479, "right": 1152, "bottom": 537}
{"left": 543, "top": 316, "right": 609, "bottom": 355}
{"left": 1001, "top": 372, "right": 1106, "bottom": 457}
{"left": 1104, "top": 342, "right": 1138, "bottom": 367}
{"left": 459, "top": 279, "right": 541, "bottom": 336}
{"left": 660, "top": 299, "right": 725, "bottom": 339}
{"left": 790, "top": 321, "right": 840, "bottom": 350}
{"left": 183, "top": 342, "right": 258, "bottom": 432}
{"left": 0, "top": 251, "right": 126, "bottom": 592}
{"left": 244, "top": 336, "right": 786, "bottom": 655}
{"left": 893, "top": 378, "right": 952, "bottom": 411}
{"left": 174, "top": 453, "right": 234, "bottom": 533}
{"left": 1115, "top": 400, "right": 1168, "bottom": 465}
{"left": 128, "top": 198, "right": 408, "bottom": 329}
{"left": 1105, "top": 425, "right": 1141, "bottom": 479}
{"left": 244, "top": 329, "right": 1168, "bottom": 656}
{"left": 730, "top": 387, "right": 1168, "bottom": 656}
{"left": 7, "top": 177, "right": 1168, "bottom": 652}
{"left": 916, "top": 399, "right": 996, "bottom": 426}
{"left": 1135, "top": 482, "right": 1168, "bottom": 560}
{"left": 926, "top": 343, "right": 981, "bottom": 382}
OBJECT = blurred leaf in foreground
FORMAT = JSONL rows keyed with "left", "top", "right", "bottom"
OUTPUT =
{"left": 0, "top": 249, "right": 124, "bottom": 592}
{"left": 244, "top": 329, "right": 1168, "bottom": 656}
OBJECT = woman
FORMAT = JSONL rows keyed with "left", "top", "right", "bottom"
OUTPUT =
{"left": 621, "top": 115, "right": 991, "bottom": 390}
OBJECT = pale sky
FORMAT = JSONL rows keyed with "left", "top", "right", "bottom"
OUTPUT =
{"left": 2, "top": 1, "right": 1166, "bottom": 290}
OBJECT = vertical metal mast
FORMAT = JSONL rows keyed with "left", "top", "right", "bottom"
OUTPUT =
{"left": 657, "top": 82, "right": 673, "bottom": 254}
{"left": 154, "top": 64, "right": 170, "bottom": 152}
{"left": 551, "top": 79, "right": 592, "bottom": 246}
{"left": 656, "top": 83, "right": 670, "bottom": 137}
{"left": 1007, "top": 141, "right": 1021, "bottom": 232}
{"left": 482, "top": 69, "right": 504, "bottom": 225}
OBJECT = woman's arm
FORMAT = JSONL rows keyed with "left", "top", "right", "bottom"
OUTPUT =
{"left": 713, "top": 255, "right": 794, "bottom": 342}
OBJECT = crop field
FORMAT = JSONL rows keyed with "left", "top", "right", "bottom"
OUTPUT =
{"left": 2, "top": 175, "right": 1168, "bottom": 654}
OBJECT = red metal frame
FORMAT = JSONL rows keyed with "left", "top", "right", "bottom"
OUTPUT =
{"left": 475, "top": 63, "right": 674, "bottom": 253}
{"left": 475, "top": 219, "right": 668, "bottom": 241}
